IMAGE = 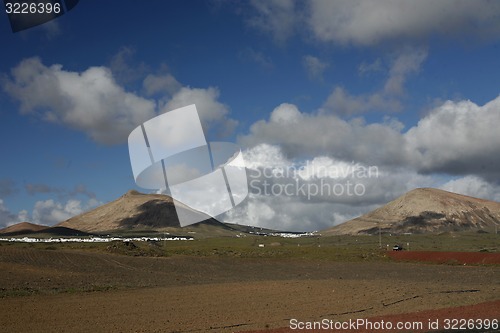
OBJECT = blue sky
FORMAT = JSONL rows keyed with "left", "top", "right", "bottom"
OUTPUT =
{"left": 2, "top": 1, "right": 500, "bottom": 231}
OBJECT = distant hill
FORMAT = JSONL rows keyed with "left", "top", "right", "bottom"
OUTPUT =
{"left": 0, "top": 222, "right": 92, "bottom": 237}
{"left": 322, "top": 188, "right": 500, "bottom": 235}
{"left": 57, "top": 190, "right": 240, "bottom": 236}
{"left": 0, "top": 222, "right": 46, "bottom": 235}
{"left": 36, "top": 226, "right": 94, "bottom": 237}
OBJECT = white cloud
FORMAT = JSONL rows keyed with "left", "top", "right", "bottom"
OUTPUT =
{"left": 303, "top": 55, "right": 329, "bottom": 81}
{"left": 223, "top": 195, "right": 345, "bottom": 231}
{"left": 31, "top": 198, "right": 99, "bottom": 226}
{"left": 406, "top": 96, "right": 500, "bottom": 178}
{"left": 247, "top": 1, "right": 500, "bottom": 46}
{"left": 243, "top": 144, "right": 437, "bottom": 204}
{"left": 269, "top": 103, "right": 301, "bottom": 124}
{"left": 240, "top": 143, "right": 290, "bottom": 170}
{"left": 163, "top": 87, "right": 237, "bottom": 138}
{"left": 2, "top": 196, "right": 98, "bottom": 229}
{"left": 0, "top": 184, "right": 103, "bottom": 227}
{"left": 441, "top": 176, "right": 500, "bottom": 202}
{"left": 32, "top": 199, "right": 76, "bottom": 226}
{"left": 239, "top": 103, "right": 408, "bottom": 166}
{"left": 221, "top": 143, "right": 440, "bottom": 231}
{"left": 3, "top": 57, "right": 156, "bottom": 145}
{"left": 307, "top": 0, "right": 500, "bottom": 46}
{"left": 242, "top": 93, "right": 500, "bottom": 189}
{"left": 3, "top": 57, "right": 238, "bottom": 144}
{"left": 17, "top": 210, "right": 29, "bottom": 223}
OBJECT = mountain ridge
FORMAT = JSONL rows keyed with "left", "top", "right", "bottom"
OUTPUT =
{"left": 0, "top": 222, "right": 47, "bottom": 235}
{"left": 57, "top": 190, "right": 225, "bottom": 233}
{"left": 322, "top": 188, "right": 500, "bottom": 235}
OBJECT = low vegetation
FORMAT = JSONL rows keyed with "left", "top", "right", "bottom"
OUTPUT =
{"left": 1, "top": 231, "right": 498, "bottom": 260}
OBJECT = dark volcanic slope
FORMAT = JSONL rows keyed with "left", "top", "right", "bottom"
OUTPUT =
{"left": 58, "top": 190, "right": 223, "bottom": 233}
{"left": 323, "top": 188, "right": 500, "bottom": 235}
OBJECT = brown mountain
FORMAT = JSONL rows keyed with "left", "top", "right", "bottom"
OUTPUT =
{"left": 0, "top": 222, "right": 90, "bottom": 237}
{"left": 57, "top": 190, "right": 234, "bottom": 235}
{"left": 0, "top": 222, "right": 46, "bottom": 235}
{"left": 322, "top": 188, "right": 500, "bottom": 235}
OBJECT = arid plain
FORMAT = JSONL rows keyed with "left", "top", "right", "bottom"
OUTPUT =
{"left": 0, "top": 236, "right": 499, "bottom": 333}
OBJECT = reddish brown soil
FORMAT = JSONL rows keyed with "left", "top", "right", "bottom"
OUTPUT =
{"left": 387, "top": 250, "right": 500, "bottom": 265}
{"left": 0, "top": 246, "right": 498, "bottom": 332}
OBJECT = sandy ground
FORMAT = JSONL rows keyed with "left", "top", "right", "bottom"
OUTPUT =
{"left": 244, "top": 300, "right": 500, "bottom": 333}
{"left": 0, "top": 246, "right": 498, "bottom": 332}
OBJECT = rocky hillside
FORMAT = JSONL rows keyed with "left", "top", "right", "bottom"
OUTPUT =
{"left": 57, "top": 190, "right": 225, "bottom": 233}
{"left": 323, "top": 188, "right": 500, "bottom": 235}
{"left": 0, "top": 222, "right": 46, "bottom": 234}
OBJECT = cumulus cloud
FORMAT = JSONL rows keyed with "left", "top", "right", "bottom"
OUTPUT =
{"left": 220, "top": 143, "right": 439, "bottom": 231}
{"left": 3, "top": 57, "right": 237, "bottom": 144}
{"left": 232, "top": 96, "right": 500, "bottom": 230}
{"left": 406, "top": 96, "right": 500, "bottom": 179}
{"left": 32, "top": 200, "right": 73, "bottom": 225}
{"left": 163, "top": 87, "right": 238, "bottom": 138}
{"left": 3, "top": 57, "right": 156, "bottom": 144}
{"left": 441, "top": 176, "right": 500, "bottom": 202}
{"left": 222, "top": 195, "right": 357, "bottom": 231}
{"left": 247, "top": 1, "right": 500, "bottom": 46}
{"left": 30, "top": 198, "right": 97, "bottom": 226}
{"left": 307, "top": 0, "right": 500, "bottom": 46}
{"left": 239, "top": 103, "right": 408, "bottom": 166}
{"left": 0, "top": 183, "right": 101, "bottom": 228}
{"left": 241, "top": 93, "right": 500, "bottom": 182}
{"left": 16, "top": 210, "right": 29, "bottom": 223}
{"left": 23, "top": 196, "right": 99, "bottom": 226}
{"left": 303, "top": 55, "right": 329, "bottom": 81}
{"left": 242, "top": 144, "right": 437, "bottom": 203}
